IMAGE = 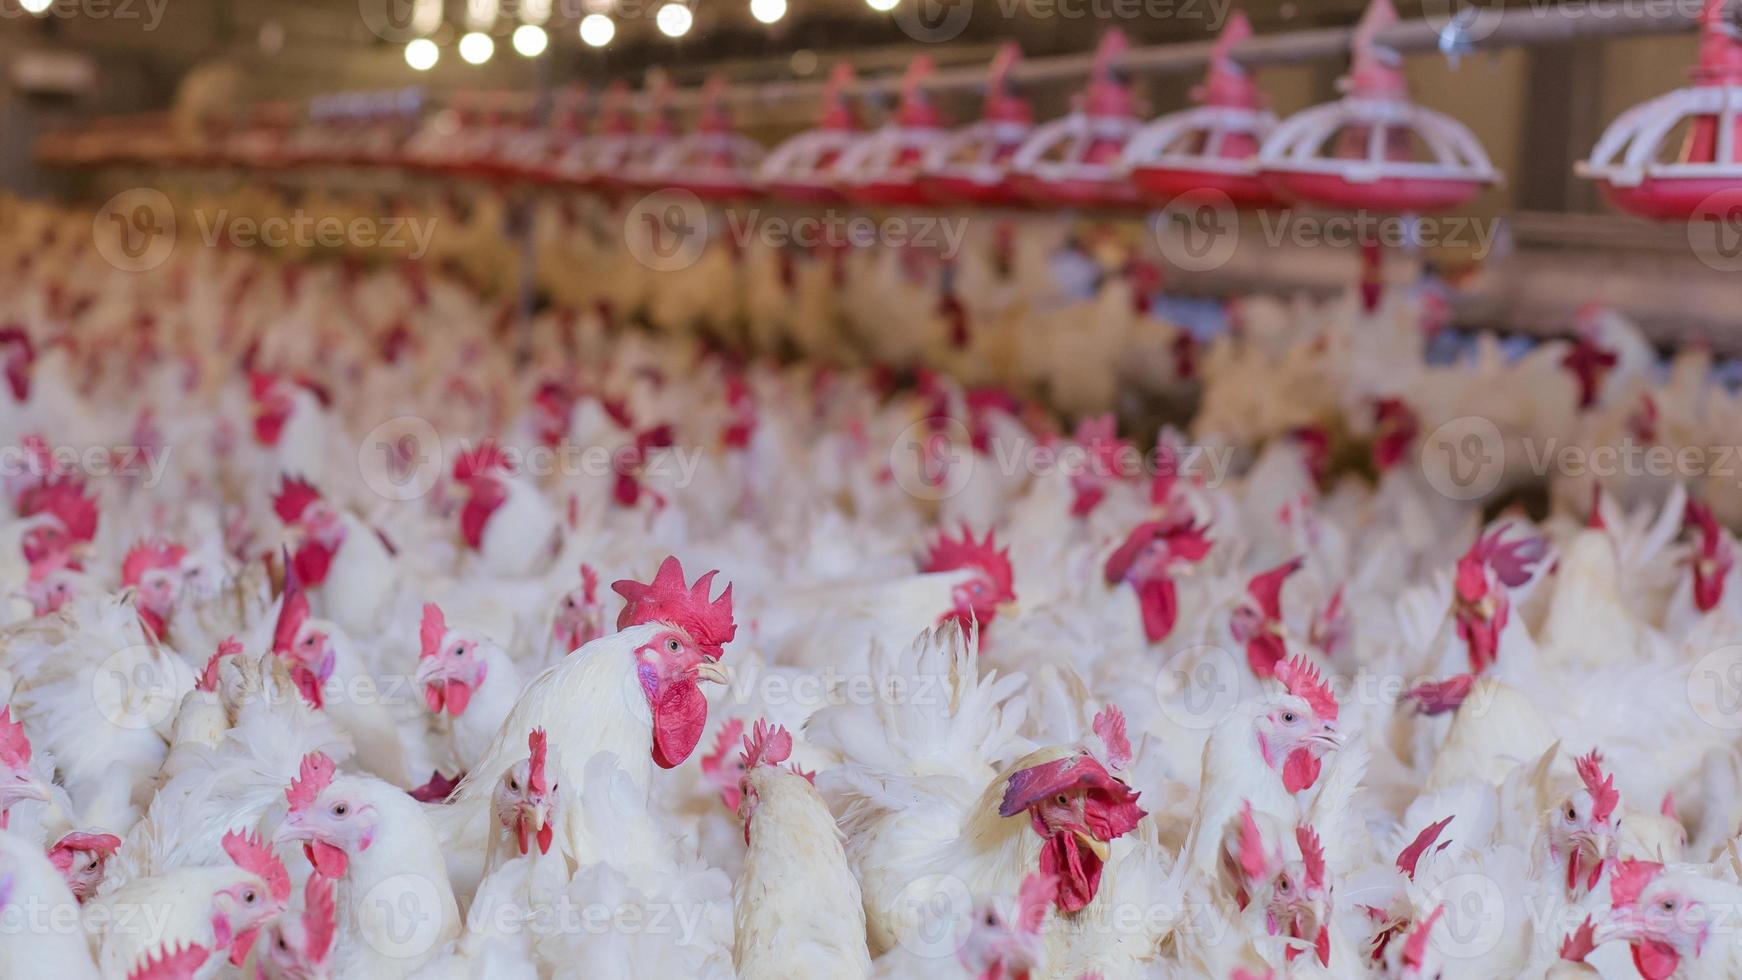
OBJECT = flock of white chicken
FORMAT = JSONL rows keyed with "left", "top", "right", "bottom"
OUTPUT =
{"left": 3, "top": 185, "right": 1742, "bottom": 980}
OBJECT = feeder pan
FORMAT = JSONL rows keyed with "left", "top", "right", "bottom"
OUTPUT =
{"left": 1258, "top": 0, "right": 1499, "bottom": 212}
{"left": 759, "top": 63, "right": 862, "bottom": 204}
{"left": 836, "top": 57, "right": 949, "bottom": 207}
{"left": 497, "top": 94, "right": 583, "bottom": 186}
{"left": 644, "top": 75, "right": 765, "bottom": 201}
{"left": 1011, "top": 30, "right": 1146, "bottom": 210}
{"left": 1125, "top": 13, "right": 1283, "bottom": 208}
{"left": 593, "top": 80, "right": 680, "bottom": 195}
{"left": 547, "top": 82, "right": 637, "bottom": 189}
{"left": 1578, "top": 0, "right": 1742, "bottom": 220}
{"left": 922, "top": 44, "right": 1034, "bottom": 207}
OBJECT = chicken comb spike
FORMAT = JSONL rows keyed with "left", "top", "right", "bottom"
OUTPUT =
{"left": 702, "top": 719, "right": 745, "bottom": 777}
{"left": 121, "top": 540, "right": 187, "bottom": 586}
{"left": 419, "top": 603, "right": 447, "bottom": 661}
{"left": 1395, "top": 816, "right": 1454, "bottom": 879}
{"left": 1574, "top": 750, "right": 1619, "bottom": 822}
{"left": 1610, "top": 859, "right": 1662, "bottom": 908}
{"left": 198, "top": 637, "right": 240, "bottom": 693}
{"left": 126, "top": 943, "right": 211, "bottom": 980}
{"left": 272, "top": 588, "right": 310, "bottom": 656}
{"left": 527, "top": 728, "right": 550, "bottom": 795}
{"left": 21, "top": 476, "right": 98, "bottom": 541}
{"left": 304, "top": 872, "right": 337, "bottom": 964}
{"left": 1015, "top": 873, "right": 1057, "bottom": 935}
{"left": 286, "top": 752, "right": 335, "bottom": 814}
{"left": 740, "top": 718, "right": 794, "bottom": 772}
{"left": 0, "top": 707, "right": 31, "bottom": 770}
{"left": 452, "top": 439, "right": 513, "bottom": 482}
{"left": 272, "top": 475, "right": 324, "bottom": 525}
{"left": 1236, "top": 802, "right": 1269, "bottom": 880}
{"left": 1476, "top": 524, "right": 1548, "bottom": 588}
{"left": 1559, "top": 916, "right": 1598, "bottom": 962}
{"left": 1247, "top": 556, "right": 1304, "bottom": 618}
{"left": 1296, "top": 825, "right": 1326, "bottom": 892}
{"left": 1274, "top": 656, "right": 1338, "bottom": 722}
{"left": 1402, "top": 904, "right": 1442, "bottom": 969}
{"left": 48, "top": 831, "right": 122, "bottom": 873}
{"left": 580, "top": 563, "right": 599, "bottom": 603}
{"left": 923, "top": 525, "right": 1015, "bottom": 599}
{"left": 611, "top": 556, "right": 737, "bottom": 657}
{"left": 1091, "top": 704, "right": 1131, "bottom": 771}
{"left": 1686, "top": 498, "right": 1724, "bottom": 552}
{"left": 221, "top": 828, "right": 291, "bottom": 904}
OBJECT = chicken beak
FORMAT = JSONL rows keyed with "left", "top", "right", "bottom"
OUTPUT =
{"left": 271, "top": 816, "right": 311, "bottom": 845}
{"left": 994, "top": 601, "right": 1021, "bottom": 619}
{"left": 1593, "top": 905, "right": 1635, "bottom": 946}
{"left": 694, "top": 660, "right": 728, "bottom": 685}
{"left": 1074, "top": 830, "right": 1110, "bottom": 862}
{"left": 2, "top": 775, "right": 51, "bottom": 807}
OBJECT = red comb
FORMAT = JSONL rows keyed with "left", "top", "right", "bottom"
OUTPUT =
{"left": 1575, "top": 750, "right": 1619, "bottom": 822}
{"left": 272, "top": 475, "right": 324, "bottom": 525}
{"left": 1403, "top": 675, "right": 1475, "bottom": 716}
{"left": 1237, "top": 802, "right": 1268, "bottom": 880}
{"left": 581, "top": 563, "right": 600, "bottom": 603}
{"left": 527, "top": 728, "right": 549, "bottom": 795}
{"left": 198, "top": 637, "right": 242, "bottom": 693}
{"left": 126, "top": 943, "right": 211, "bottom": 980}
{"left": 221, "top": 829, "right": 290, "bottom": 904}
{"left": 611, "top": 556, "right": 737, "bottom": 657}
{"left": 1247, "top": 557, "right": 1304, "bottom": 619}
{"left": 419, "top": 603, "right": 447, "bottom": 661}
{"left": 1559, "top": 917, "right": 1597, "bottom": 962}
{"left": 0, "top": 708, "right": 30, "bottom": 770}
{"left": 1610, "top": 859, "right": 1662, "bottom": 908}
{"left": 453, "top": 439, "right": 513, "bottom": 481}
{"left": 272, "top": 589, "right": 310, "bottom": 655}
{"left": 1091, "top": 704, "right": 1132, "bottom": 771}
{"left": 923, "top": 525, "right": 1015, "bottom": 599}
{"left": 740, "top": 719, "right": 794, "bottom": 772}
{"left": 1403, "top": 905, "right": 1442, "bottom": 969}
{"left": 1297, "top": 824, "right": 1326, "bottom": 891}
{"left": 1015, "top": 873, "right": 1057, "bottom": 934}
{"left": 1396, "top": 816, "right": 1454, "bottom": 880}
{"left": 1686, "top": 498, "right": 1723, "bottom": 551}
{"left": 20, "top": 477, "right": 97, "bottom": 542}
{"left": 1466, "top": 524, "right": 1547, "bottom": 589}
{"left": 1274, "top": 656, "right": 1338, "bottom": 722}
{"left": 304, "top": 872, "right": 337, "bottom": 963}
{"left": 286, "top": 752, "right": 335, "bottom": 814}
{"left": 121, "top": 540, "right": 187, "bottom": 586}
{"left": 48, "top": 831, "right": 122, "bottom": 872}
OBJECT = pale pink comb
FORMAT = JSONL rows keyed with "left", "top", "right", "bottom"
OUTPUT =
{"left": 527, "top": 728, "right": 549, "bottom": 795}
{"left": 740, "top": 719, "right": 794, "bottom": 772}
{"left": 1396, "top": 816, "right": 1453, "bottom": 880}
{"left": 1296, "top": 825, "right": 1326, "bottom": 892}
{"left": 580, "top": 563, "right": 599, "bottom": 603}
{"left": 20, "top": 477, "right": 98, "bottom": 541}
{"left": 1237, "top": 802, "right": 1268, "bottom": 880}
{"left": 0, "top": 708, "right": 31, "bottom": 770}
{"left": 1247, "top": 557, "right": 1304, "bottom": 618}
{"left": 1559, "top": 916, "right": 1597, "bottom": 962}
{"left": 1091, "top": 704, "right": 1132, "bottom": 771}
{"left": 1274, "top": 656, "right": 1339, "bottom": 722}
{"left": 1574, "top": 750, "right": 1619, "bottom": 823}
{"left": 611, "top": 556, "right": 737, "bottom": 657}
{"left": 272, "top": 475, "right": 324, "bottom": 525}
{"left": 221, "top": 828, "right": 290, "bottom": 904}
{"left": 286, "top": 752, "right": 335, "bottom": 814}
{"left": 198, "top": 637, "right": 242, "bottom": 693}
{"left": 1662, "top": 791, "right": 1680, "bottom": 822}
{"left": 1610, "top": 859, "right": 1662, "bottom": 908}
{"left": 1403, "top": 905, "right": 1443, "bottom": 969}
{"left": 922, "top": 525, "right": 1015, "bottom": 601}
{"left": 126, "top": 943, "right": 211, "bottom": 980}
{"left": 1014, "top": 872, "right": 1058, "bottom": 934}
{"left": 47, "top": 830, "right": 122, "bottom": 873}
{"left": 121, "top": 540, "right": 187, "bottom": 586}
{"left": 303, "top": 872, "right": 337, "bottom": 964}
{"left": 419, "top": 603, "right": 447, "bottom": 661}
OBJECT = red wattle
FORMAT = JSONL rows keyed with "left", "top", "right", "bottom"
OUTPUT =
{"left": 1134, "top": 577, "right": 1179, "bottom": 643}
{"left": 305, "top": 839, "right": 349, "bottom": 878}
{"left": 650, "top": 678, "right": 708, "bottom": 769}
{"left": 1282, "top": 747, "right": 1321, "bottom": 793}
{"left": 1632, "top": 939, "right": 1680, "bottom": 980}
{"left": 1037, "top": 831, "right": 1105, "bottom": 913}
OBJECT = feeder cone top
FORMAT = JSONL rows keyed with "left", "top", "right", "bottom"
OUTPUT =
{"left": 896, "top": 56, "right": 945, "bottom": 128}
{"left": 1193, "top": 12, "right": 1264, "bottom": 110}
{"left": 1695, "top": 0, "right": 1742, "bottom": 85}
{"left": 1081, "top": 29, "right": 1135, "bottom": 119}
{"left": 1342, "top": 0, "right": 1409, "bottom": 100}
{"left": 983, "top": 43, "right": 1033, "bottom": 125}
{"left": 820, "top": 63, "right": 861, "bottom": 130}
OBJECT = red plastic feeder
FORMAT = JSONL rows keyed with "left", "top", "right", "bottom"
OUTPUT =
{"left": 837, "top": 57, "right": 949, "bottom": 207}
{"left": 1124, "top": 13, "right": 1283, "bottom": 209}
{"left": 759, "top": 63, "right": 862, "bottom": 204}
{"left": 644, "top": 74, "right": 765, "bottom": 201}
{"left": 922, "top": 44, "right": 1034, "bottom": 207}
{"left": 590, "top": 80, "right": 678, "bottom": 195}
{"left": 1579, "top": 0, "right": 1742, "bottom": 221}
{"left": 1258, "top": 0, "right": 1499, "bottom": 213}
{"left": 1011, "top": 30, "right": 1145, "bottom": 210}
{"left": 545, "top": 82, "right": 638, "bottom": 190}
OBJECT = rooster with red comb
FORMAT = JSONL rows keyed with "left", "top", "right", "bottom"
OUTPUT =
{"left": 437, "top": 556, "right": 733, "bottom": 891}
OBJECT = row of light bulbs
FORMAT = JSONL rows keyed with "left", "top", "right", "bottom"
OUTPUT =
{"left": 401, "top": 0, "right": 911, "bottom": 70}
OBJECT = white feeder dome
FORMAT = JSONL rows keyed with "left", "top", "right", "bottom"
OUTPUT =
{"left": 1578, "top": 0, "right": 1742, "bottom": 221}
{"left": 921, "top": 43, "right": 1033, "bottom": 207}
{"left": 1258, "top": 0, "right": 1500, "bottom": 213}
{"left": 645, "top": 75, "right": 765, "bottom": 200}
{"left": 758, "top": 63, "right": 864, "bottom": 204}
{"left": 836, "top": 56, "right": 950, "bottom": 207}
{"left": 1009, "top": 30, "right": 1146, "bottom": 210}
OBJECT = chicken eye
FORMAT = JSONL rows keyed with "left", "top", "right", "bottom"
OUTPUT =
{"left": 1054, "top": 794, "right": 1069, "bottom": 806}
{"left": 508, "top": 777, "right": 519, "bottom": 792}
{"left": 984, "top": 911, "right": 997, "bottom": 926}
{"left": 665, "top": 638, "right": 682, "bottom": 654}
{"left": 563, "top": 598, "right": 575, "bottom": 609}
{"left": 243, "top": 889, "right": 257, "bottom": 904}
{"left": 453, "top": 645, "right": 466, "bottom": 657}
{"left": 1662, "top": 899, "right": 1677, "bottom": 912}
{"left": 1281, "top": 711, "right": 1297, "bottom": 724}
{"left": 1277, "top": 877, "right": 1290, "bottom": 892}
{"left": 332, "top": 802, "right": 348, "bottom": 817}
{"left": 1565, "top": 806, "right": 1577, "bottom": 821}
